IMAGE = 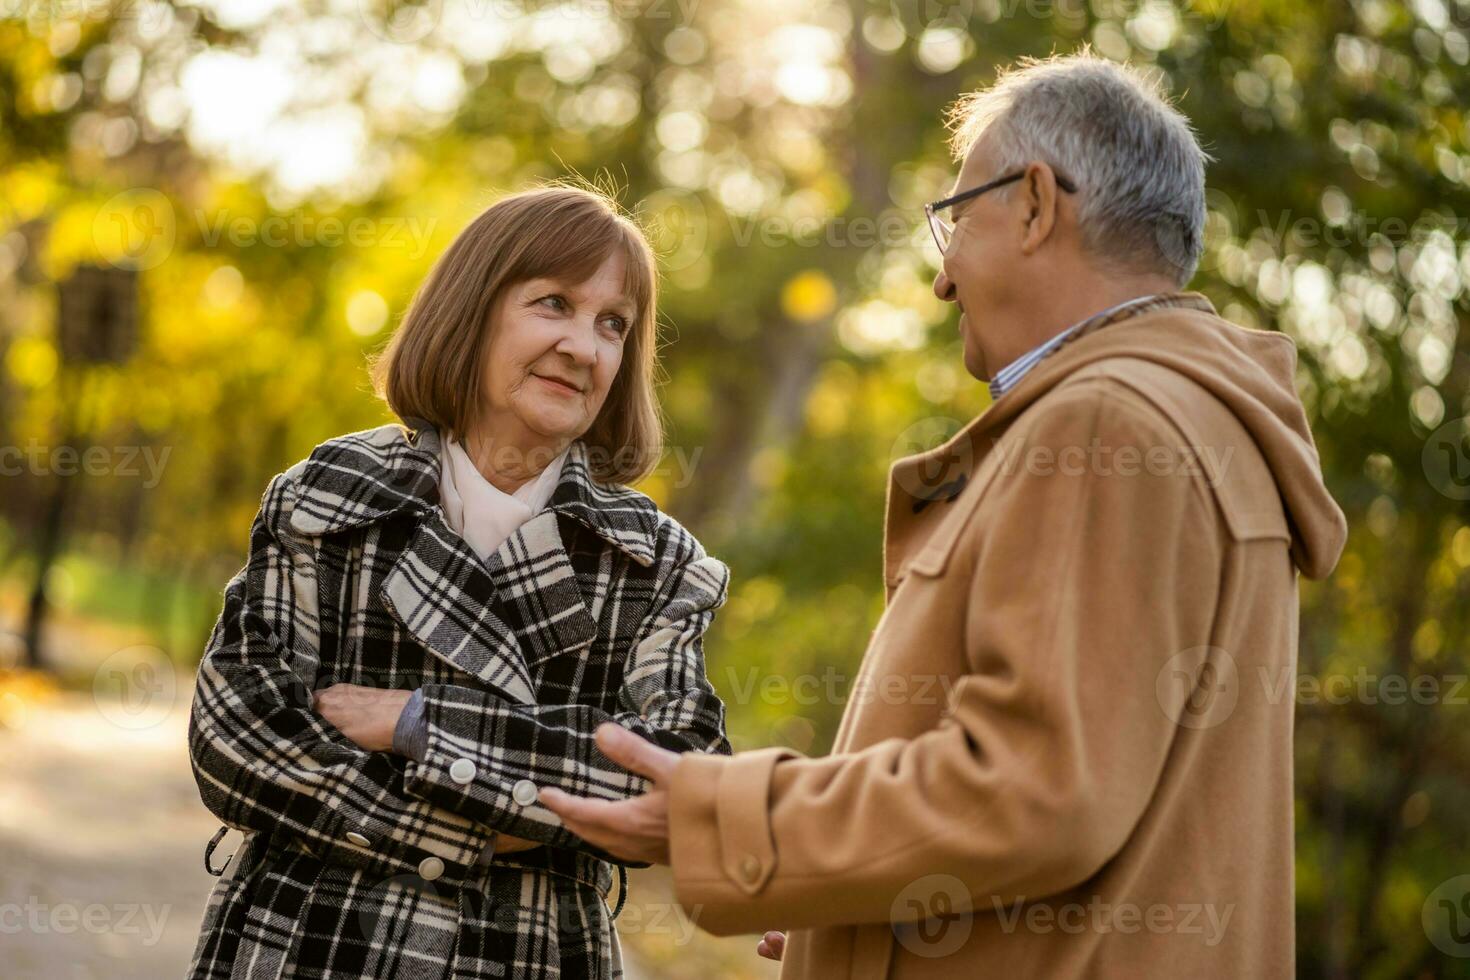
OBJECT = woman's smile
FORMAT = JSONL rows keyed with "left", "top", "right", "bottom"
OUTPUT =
{"left": 533, "top": 372, "right": 582, "bottom": 396}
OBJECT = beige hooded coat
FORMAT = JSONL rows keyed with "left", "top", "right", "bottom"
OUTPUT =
{"left": 667, "top": 295, "right": 1347, "bottom": 979}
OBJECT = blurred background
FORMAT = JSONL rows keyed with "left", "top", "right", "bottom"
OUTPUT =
{"left": 1, "top": 0, "right": 1468, "bottom": 976}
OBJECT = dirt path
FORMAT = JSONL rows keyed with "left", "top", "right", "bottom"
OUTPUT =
{"left": 0, "top": 685, "right": 219, "bottom": 978}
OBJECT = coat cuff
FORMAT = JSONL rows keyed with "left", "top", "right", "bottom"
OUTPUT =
{"left": 392, "top": 687, "right": 429, "bottom": 761}
{"left": 669, "top": 746, "right": 800, "bottom": 934}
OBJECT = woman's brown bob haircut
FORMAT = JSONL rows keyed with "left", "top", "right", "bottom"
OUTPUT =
{"left": 371, "top": 185, "right": 662, "bottom": 485}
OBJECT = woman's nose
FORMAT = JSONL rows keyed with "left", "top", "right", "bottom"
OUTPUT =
{"left": 555, "top": 319, "right": 599, "bottom": 365}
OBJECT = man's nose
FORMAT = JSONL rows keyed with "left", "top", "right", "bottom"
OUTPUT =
{"left": 933, "top": 267, "right": 957, "bottom": 303}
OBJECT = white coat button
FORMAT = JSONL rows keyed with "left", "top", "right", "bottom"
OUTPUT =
{"left": 449, "top": 758, "right": 477, "bottom": 785}
{"left": 418, "top": 856, "right": 445, "bottom": 881}
{"left": 512, "top": 779, "right": 539, "bottom": 807}
{"left": 344, "top": 831, "right": 371, "bottom": 847}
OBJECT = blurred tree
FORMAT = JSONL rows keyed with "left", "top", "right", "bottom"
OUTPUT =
{"left": 0, "top": 0, "right": 1467, "bottom": 974}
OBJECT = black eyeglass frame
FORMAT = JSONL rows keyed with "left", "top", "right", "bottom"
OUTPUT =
{"left": 925, "top": 168, "right": 1079, "bottom": 255}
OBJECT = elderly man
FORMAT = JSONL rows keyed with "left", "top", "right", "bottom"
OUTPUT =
{"left": 542, "top": 52, "right": 1346, "bottom": 978}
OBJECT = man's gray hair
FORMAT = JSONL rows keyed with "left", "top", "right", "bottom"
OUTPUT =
{"left": 946, "top": 51, "right": 1212, "bottom": 287}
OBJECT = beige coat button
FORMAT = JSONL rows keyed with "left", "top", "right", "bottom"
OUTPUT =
{"left": 512, "top": 779, "right": 539, "bottom": 806}
{"left": 344, "top": 831, "right": 371, "bottom": 847}
{"left": 418, "top": 856, "right": 445, "bottom": 881}
{"left": 739, "top": 856, "right": 761, "bottom": 883}
{"left": 449, "top": 758, "right": 477, "bottom": 784}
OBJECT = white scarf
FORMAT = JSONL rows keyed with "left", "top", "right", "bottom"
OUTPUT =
{"left": 437, "top": 437, "right": 569, "bottom": 561}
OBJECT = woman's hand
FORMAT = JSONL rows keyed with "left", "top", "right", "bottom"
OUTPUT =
{"left": 312, "top": 683, "right": 411, "bottom": 752}
{"left": 757, "top": 930, "right": 785, "bottom": 961}
{"left": 312, "top": 684, "right": 543, "bottom": 854}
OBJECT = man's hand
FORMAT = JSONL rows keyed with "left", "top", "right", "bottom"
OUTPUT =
{"left": 757, "top": 930, "right": 786, "bottom": 961}
{"left": 313, "top": 684, "right": 544, "bottom": 854}
{"left": 312, "top": 683, "right": 410, "bottom": 753}
{"left": 538, "top": 723, "right": 678, "bottom": 865}
{"left": 493, "top": 832, "right": 542, "bottom": 854}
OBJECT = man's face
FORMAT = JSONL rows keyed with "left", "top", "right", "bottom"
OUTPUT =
{"left": 932, "top": 138, "right": 1017, "bottom": 381}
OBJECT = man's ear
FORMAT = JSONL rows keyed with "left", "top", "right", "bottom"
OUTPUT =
{"left": 1017, "top": 161, "right": 1061, "bottom": 256}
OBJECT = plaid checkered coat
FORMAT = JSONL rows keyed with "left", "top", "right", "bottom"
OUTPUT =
{"left": 185, "top": 420, "right": 732, "bottom": 979}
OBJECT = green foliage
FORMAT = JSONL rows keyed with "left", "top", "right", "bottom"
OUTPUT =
{"left": 1, "top": 0, "right": 1468, "bottom": 973}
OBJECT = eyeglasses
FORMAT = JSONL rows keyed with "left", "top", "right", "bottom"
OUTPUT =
{"left": 924, "top": 168, "right": 1079, "bottom": 256}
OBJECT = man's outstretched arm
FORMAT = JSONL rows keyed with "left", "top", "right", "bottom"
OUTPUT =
{"left": 543, "top": 384, "right": 1227, "bottom": 935}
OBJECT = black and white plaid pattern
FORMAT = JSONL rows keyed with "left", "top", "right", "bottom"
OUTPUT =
{"left": 185, "top": 419, "right": 732, "bottom": 979}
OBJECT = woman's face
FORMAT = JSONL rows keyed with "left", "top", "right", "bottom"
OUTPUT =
{"left": 478, "top": 249, "right": 635, "bottom": 449}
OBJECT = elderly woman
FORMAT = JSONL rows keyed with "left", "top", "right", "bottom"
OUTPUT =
{"left": 185, "top": 186, "right": 732, "bottom": 979}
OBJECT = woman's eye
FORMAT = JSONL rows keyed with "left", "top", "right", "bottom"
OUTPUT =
{"left": 538, "top": 294, "right": 567, "bottom": 312}
{"left": 601, "top": 315, "right": 629, "bottom": 335}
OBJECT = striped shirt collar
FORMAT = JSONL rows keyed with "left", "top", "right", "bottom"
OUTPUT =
{"left": 987, "top": 292, "right": 1213, "bottom": 400}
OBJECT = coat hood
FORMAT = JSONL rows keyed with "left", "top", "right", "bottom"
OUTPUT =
{"left": 893, "top": 293, "right": 1348, "bottom": 580}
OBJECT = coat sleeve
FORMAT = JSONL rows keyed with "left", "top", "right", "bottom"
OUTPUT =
{"left": 401, "top": 533, "right": 732, "bottom": 862}
{"left": 666, "top": 381, "right": 1227, "bottom": 934}
{"left": 188, "top": 471, "right": 494, "bottom": 886}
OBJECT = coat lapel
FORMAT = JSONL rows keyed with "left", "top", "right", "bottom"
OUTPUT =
{"left": 288, "top": 419, "right": 660, "bottom": 703}
{"left": 471, "top": 439, "right": 657, "bottom": 671}
{"left": 380, "top": 507, "right": 539, "bottom": 704}
{"left": 479, "top": 508, "right": 599, "bottom": 669}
